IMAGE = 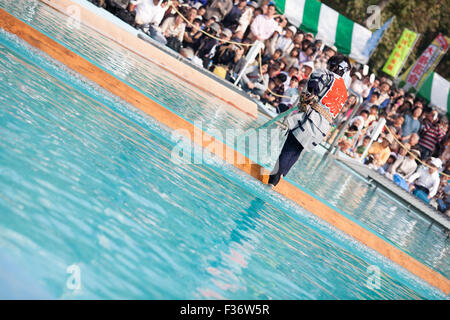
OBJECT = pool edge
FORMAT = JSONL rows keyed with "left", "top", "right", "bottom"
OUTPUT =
{"left": 1, "top": 8, "right": 449, "bottom": 296}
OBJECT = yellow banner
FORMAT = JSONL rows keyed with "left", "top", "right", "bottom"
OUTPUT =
{"left": 401, "top": 33, "right": 450, "bottom": 90}
{"left": 383, "top": 29, "right": 418, "bottom": 77}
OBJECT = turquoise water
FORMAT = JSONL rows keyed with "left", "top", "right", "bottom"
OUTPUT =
{"left": 3, "top": 0, "right": 447, "bottom": 280}
{"left": 0, "top": 2, "right": 448, "bottom": 299}
{"left": 0, "top": 28, "right": 447, "bottom": 300}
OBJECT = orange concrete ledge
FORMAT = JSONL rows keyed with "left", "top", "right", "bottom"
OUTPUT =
{"left": 39, "top": 0, "right": 257, "bottom": 118}
{"left": 1, "top": 9, "right": 449, "bottom": 296}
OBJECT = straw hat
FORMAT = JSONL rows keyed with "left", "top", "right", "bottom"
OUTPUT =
{"left": 384, "top": 134, "right": 394, "bottom": 144}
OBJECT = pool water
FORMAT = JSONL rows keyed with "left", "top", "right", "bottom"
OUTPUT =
{"left": 0, "top": 2, "right": 448, "bottom": 299}
{"left": 1, "top": 0, "right": 448, "bottom": 280}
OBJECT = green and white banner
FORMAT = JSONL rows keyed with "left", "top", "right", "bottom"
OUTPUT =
{"left": 274, "top": 0, "right": 372, "bottom": 63}
{"left": 417, "top": 72, "right": 450, "bottom": 115}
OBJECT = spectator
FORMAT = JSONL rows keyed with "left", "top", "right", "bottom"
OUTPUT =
{"left": 261, "top": 73, "right": 287, "bottom": 107}
{"left": 268, "top": 26, "right": 296, "bottom": 56}
{"left": 160, "top": 10, "right": 187, "bottom": 51}
{"left": 386, "top": 115, "right": 404, "bottom": 140}
{"left": 235, "top": 1, "right": 257, "bottom": 35}
{"left": 360, "top": 91, "right": 379, "bottom": 112}
{"left": 195, "top": 22, "right": 221, "bottom": 67}
{"left": 278, "top": 76, "right": 299, "bottom": 113}
{"left": 351, "top": 136, "right": 371, "bottom": 159}
{"left": 408, "top": 157, "right": 442, "bottom": 202}
{"left": 222, "top": 0, "right": 247, "bottom": 30}
{"left": 240, "top": 61, "right": 269, "bottom": 97}
{"left": 338, "top": 125, "right": 359, "bottom": 154}
{"left": 401, "top": 106, "right": 422, "bottom": 142}
{"left": 249, "top": 4, "right": 280, "bottom": 41}
{"left": 365, "top": 134, "right": 394, "bottom": 169}
{"left": 131, "top": 0, "right": 168, "bottom": 28}
{"left": 204, "top": 0, "right": 233, "bottom": 22}
{"left": 418, "top": 117, "right": 448, "bottom": 160}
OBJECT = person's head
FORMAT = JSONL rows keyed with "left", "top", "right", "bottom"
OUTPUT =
{"left": 353, "top": 118, "right": 362, "bottom": 129}
{"left": 159, "top": 0, "right": 169, "bottom": 7}
{"left": 285, "top": 26, "right": 296, "bottom": 39}
{"left": 192, "top": 18, "right": 202, "bottom": 30}
{"left": 221, "top": 28, "right": 232, "bottom": 41}
{"left": 409, "top": 148, "right": 420, "bottom": 159}
{"left": 346, "top": 95, "right": 357, "bottom": 107}
{"left": 294, "top": 32, "right": 304, "bottom": 45}
{"left": 394, "top": 115, "right": 404, "bottom": 126}
{"left": 198, "top": 6, "right": 206, "bottom": 17}
{"left": 209, "top": 22, "right": 221, "bottom": 36}
{"left": 382, "top": 134, "right": 394, "bottom": 148}
{"left": 360, "top": 110, "right": 369, "bottom": 120}
{"left": 301, "top": 39, "right": 312, "bottom": 51}
{"left": 302, "top": 61, "right": 314, "bottom": 78}
{"left": 409, "top": 133, "right": 420, "bottom": 146}
{"left": 290, "top": 47, "right": 300, "bottom": 58}
{"left": 298, "top": 79, "right": 308, "bottom": 92}
{"left": 254, "top": 7, "right": 263, "bottom": 17}
{"left": 187, "top": 7, "right": 197, "bottom": 21}
{"left": 379, "top": 81, "right": 391, "bottom": 93}
{"left": 267, "top": 4, "right": 276, "bottom": 17}
{"left": 305, "top": 32, "right": 314, "bottom": 41}
{"left": 362, "top": 136, "right": 371, "bottom": 146}
{"left": 412, "top": 105, "right": 422, "bottom": 118}
{"left": 394, "top": 96, "right": 405, "bottom": 107}
{"left": 373, "top": 78, "right": 380, "bottom": 89}
{"left": 260, "top": 62, "right": 269, "bottom": 74}
{"left": 369, "top": 91, "right": 380, "bottom": 103}
{"left": 175, "top": 13, "right": 185, "bottom": 25}
{"left": 429, "top": 157, "right": 442, "bottom": 174}
{"left": 289, "top": 76, "right": 299, "bottom": 88}
{"left": 304, "top": 44, "right": 315, "bottom": 56}
{"left": 346, "top": 125, "right": 358, "bottom": 137}
{"left": 272, "top": 48, "right": 283, "bottom": 60}
{"left": 439, "top": 117, "right": 449, "bottom": 132}
{"left": 327, "top": 54, "right": 351, "bottom": 77}
{"left": 414, "top": 99, "right": 423, "bottom": 109}
{"left": 237, "top": 0, "right": 247, "bottom": 9}
{"left": 369, "top": 105, "right": 378, "bottom": 115}
{"left": 288, "top": 66, "right": 299, "bottom": 77}
{"left": 427, "top": 110, "right": 439, "bottom": 123}
{"left": 274, "top": 73, "right": 287, "bottom": 86}
{"left": 268, "top": 61, "right": 281, "bottom": 77}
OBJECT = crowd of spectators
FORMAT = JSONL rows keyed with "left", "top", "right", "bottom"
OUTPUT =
{"left": 89, "top": 0, "right": 450, "bottom": 217}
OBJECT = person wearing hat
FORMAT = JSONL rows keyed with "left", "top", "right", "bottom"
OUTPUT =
{"left": 267, "top": 54, "right": 351, "bottom": 186}
{"left": 301, "top": 61, "right": 315, "bottom": 79}
{"left": 204, "top": 0, "right": 233, "bottom": 22}
{"left": 195, "top": 22, "right": 221, "bottom": 67}
{"left": 408, "top": 157, "right": 442, "bottom": 201}
{"left": 366, "top": 134, "right": 394, "bottom": 169}
{"left": 268, "top": 25, "right": 296, "bottom": 55}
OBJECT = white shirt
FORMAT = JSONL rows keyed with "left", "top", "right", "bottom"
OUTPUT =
{"left": 250, "top": 14, "right": 278, "bottom": 41}
{"left": 408, "top": 168, "right": 440, "bottom": 198}
{"left": 132, "top": 0, "right": 166, "bottom": 26}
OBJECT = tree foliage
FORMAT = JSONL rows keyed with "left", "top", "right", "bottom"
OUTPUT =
{"left": 321, "top": 0, "right": 450, "bottom": 80}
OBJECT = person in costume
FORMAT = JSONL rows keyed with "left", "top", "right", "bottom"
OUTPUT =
{"left": 268, "top": 54, "right": 351, "bottom": 187}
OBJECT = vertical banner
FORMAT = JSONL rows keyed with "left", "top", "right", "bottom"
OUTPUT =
{"left": 401, "top": 33, "right": 449, "bottom": 90}
{"left": 382, "top": 28, "right": 418, "bottom": 77}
